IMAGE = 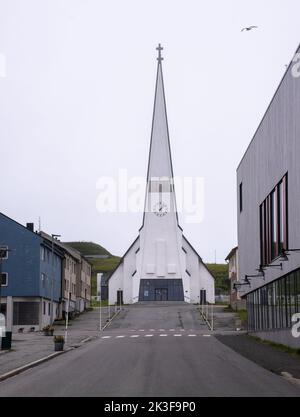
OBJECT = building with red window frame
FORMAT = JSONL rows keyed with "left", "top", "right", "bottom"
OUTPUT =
{"left": 236, "top": 44, "right": 300, "bottom": 348}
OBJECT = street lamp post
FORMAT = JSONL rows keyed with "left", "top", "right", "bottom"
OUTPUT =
{"left": 50, "top": 234, "right": 61, "bottom": 325}
{"left": 99, "top": 289, "right": 102, "bottom": 331}
{"left": 64, "top": 290, "right": 71, "bottom": 344}
{"left": 118, "top": 288, "right": 121, "bottom": 311}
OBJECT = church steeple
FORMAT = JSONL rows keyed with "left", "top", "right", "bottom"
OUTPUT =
{"left": 146, "top": 43, "right": 174, "bottom": 182}
{"left": 108, "top": 44, "right": 215, "bottom": 305}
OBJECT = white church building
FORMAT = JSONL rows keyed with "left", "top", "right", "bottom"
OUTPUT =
{"left": 108, "top": 45, "right": 215, "bottom": 305}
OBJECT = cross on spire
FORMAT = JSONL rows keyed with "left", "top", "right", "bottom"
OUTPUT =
{"left": 156, "top": 43, "right": 163, "bottom": 62}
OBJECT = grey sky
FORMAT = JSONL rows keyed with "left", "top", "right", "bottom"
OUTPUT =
{"left": 1, "top": 0, "right": 300, "bottom": 262}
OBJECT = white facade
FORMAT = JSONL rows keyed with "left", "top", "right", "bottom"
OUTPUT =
{"left": 109, "top": 48, "right": 214, "bottom": 305}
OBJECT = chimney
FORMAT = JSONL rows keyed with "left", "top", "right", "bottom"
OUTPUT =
{"left": 26, "top": 223, "right": 34, "bottom": 232}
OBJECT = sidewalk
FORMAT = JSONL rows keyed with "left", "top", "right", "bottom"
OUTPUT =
{"left": 0, "top": 307, "right": 114, "bottom": 376}
{"left": 212, "top": 305, "right": 239, "bottom": 331}
{"left": 216, "top": 333, "right": 300, "bottom": 379}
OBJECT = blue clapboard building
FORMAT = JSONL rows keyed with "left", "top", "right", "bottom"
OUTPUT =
{"left": 0, "top": 213, "right": 64, "bottom": 331}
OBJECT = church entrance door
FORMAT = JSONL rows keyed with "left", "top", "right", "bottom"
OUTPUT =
{"left": 139, "top": 279, "right": 184, "bottom": 301}
{"left": 155, "top": 288, "right": 168, "bottom": 301}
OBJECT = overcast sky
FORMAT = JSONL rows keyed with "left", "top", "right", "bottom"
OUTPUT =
{"left": 1, "top": 0, "right": 300, "bottom": 262}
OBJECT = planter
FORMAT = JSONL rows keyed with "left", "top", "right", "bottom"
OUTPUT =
{"left": 54, "top": 342, "right": 64, "bottom": 351}
{"left": 1, "top": 331, "right": 12, "bottom": 350}
{"left": 43, "top": 330, "right": 54, "bottom": 336}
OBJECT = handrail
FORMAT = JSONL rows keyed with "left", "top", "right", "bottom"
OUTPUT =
{"left": 199, "top": 302, "right": 214, "bottom": 331}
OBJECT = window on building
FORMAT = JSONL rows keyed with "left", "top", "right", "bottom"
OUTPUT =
{"left": 1, "top": 272, "right": 8, "bottom": 286}
{"left": 239, "top": 182, "right": 243, "bottom": 212}
{"left": 43, "top": 301, "right": 46, "bottom": 315}
{"left": 13, "top": 302, "right": 39, "bottom": 325}
{"left": 48, "top": 303, "right": 50, "bottom": 316}
{"left": 260, "top": 174, "right": 288, "bottom": 266}
{"left": 41, "top": 273, "right": 46, "bottom": 288}
{"left": 40, "top": 247, "right": 45, "bottom": 261}
{"left": 246, "top": 267, "right": 300, "bottom": 331}
{"left": 0, "top": 246, "right": 8, "bottom": 259}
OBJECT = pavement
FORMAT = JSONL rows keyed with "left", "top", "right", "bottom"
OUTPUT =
{"left": 0, "top": 303, "right": 300, "bottom": 397}
{"left": 0, "top": 307, "right": 113, "bottom": 376}
{"left": 215, "top": 334, "right": 300, "bottom": 379}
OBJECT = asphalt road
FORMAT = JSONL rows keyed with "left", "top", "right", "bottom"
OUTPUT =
{"left": 0, "top": 303, "right": 299, "bottom": 397}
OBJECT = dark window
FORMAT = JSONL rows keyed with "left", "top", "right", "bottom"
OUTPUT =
{"left": 43, "top": 301, "right": 46, "bottom": 315}
{"left": 1, "top": 272, "right": 8, "bottom": 286}
{"left": 41, "top": 273, "right": 46, "bottom": 288}
{"left": 13, "top": 302, "right": 39, "bottom": 325}
{"left": 48, "top": 303, "right": 50, "bottom": 316}
{"left": 246, "top": 267, "right": 300, "bottom": 331}
{"left": 0, "top": 246, "right": 8, "bottom": 259}
{"left": 239, "top": 183, "right": 243, "bottom": 212}
{"left": 260, "top": 174, "right": 288, "bottom": 266}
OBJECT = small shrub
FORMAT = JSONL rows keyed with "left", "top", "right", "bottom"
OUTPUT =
{"left": 54, "top": 335, "right": 64, "bottom": 343}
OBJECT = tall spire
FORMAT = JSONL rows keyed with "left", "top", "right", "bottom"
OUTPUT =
{"left": 146, "top": 43, "right": 174, "bottom": 181}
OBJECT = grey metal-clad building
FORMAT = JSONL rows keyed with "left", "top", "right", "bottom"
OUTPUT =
{"left": 237, "top": 44, "right": 300, "bottom": 347}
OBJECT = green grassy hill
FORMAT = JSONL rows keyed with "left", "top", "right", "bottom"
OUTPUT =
{"left": 65, "top": 241, "right": 120, "bottom": 295}
{"left": 64, "top": 241, "right": 111, "bottom": 256}
{"left": 205, "top": 263, "right": 230, "bottom": 295}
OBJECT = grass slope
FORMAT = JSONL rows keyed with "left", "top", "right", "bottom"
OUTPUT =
{"left": 205, "top": 263, "right": 230, "bottom": 295}
{"left": 64, "top": 241, "right": 111, "bottom": 256}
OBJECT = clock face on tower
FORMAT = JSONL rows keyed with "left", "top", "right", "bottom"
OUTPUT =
{"left": 153, "top": 201, "right": 168, "bottom": 217}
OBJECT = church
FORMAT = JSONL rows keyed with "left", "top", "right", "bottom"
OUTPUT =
{"left": 108, "top": 45, "right": 215, "bottom": 305}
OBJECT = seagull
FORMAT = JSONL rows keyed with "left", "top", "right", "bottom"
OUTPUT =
{"left": 241, "top": 26, "right": 258, "bottom": 32}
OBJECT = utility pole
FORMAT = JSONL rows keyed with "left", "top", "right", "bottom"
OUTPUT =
{"left": 50, "top": 234, "right": 61, "bottom": 325}
{"left": 64, "top": 291, "right": 71, "bottom": 344}
{"left": 99, "top": 289, "right": 102, "bottom": 331}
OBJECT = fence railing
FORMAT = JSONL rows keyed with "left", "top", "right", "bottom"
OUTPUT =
{"left": 199, "top": 302, "right": 214, "bottom": 331}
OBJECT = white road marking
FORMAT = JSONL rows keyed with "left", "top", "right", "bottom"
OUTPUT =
{"left": 174, "top": 334, "right": 182, "bottom": 337}
{"left": 149, "top": 329, "right": 155, "bottom": 331}
{"left": 203, "top": 335, "right": 211, "bottom": 337}
{"left": 139, "top": 329, "right": 145, "bottom": 332}
{"left": 169, "top": 329, "right": 175, "bottom": 331}
{"left": 101, "top": 336, "right": 111, "bottom": 339}
{"left": 131, "top": 335, "right": 139, "bottom": 338}
{"left": 116, "top": 335, "right": 125, "bottom": 338}
{"left": 145, "top": 334, "right": 154, "bottom": 337}
{"left": 188, "top": 334, "right": 196, "bottom": 337}
{"left": 159, "top": 334, "right": 168, "bottom": 337}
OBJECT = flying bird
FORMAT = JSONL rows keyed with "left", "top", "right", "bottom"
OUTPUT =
{"left": 241, "top": 26, "right": 258, "bottom": 32}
